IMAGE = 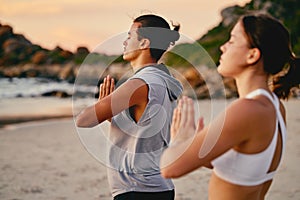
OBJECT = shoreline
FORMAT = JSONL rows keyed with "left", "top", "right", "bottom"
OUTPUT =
{"left": 1, "top": 96, "right": 299, "bottom": 127}
{"left": 0, "top": 115, "right": 72, "bottom": 128}
{"left": 0, "top": 97, "right": 74, "bottom": 128}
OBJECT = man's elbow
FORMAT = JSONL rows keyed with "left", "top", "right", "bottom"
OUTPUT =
{"left": 76, "top": 114, "right": 88, "bottom": 128}
{"left": 75, "top": 111, "right": 95, "bottom": 128}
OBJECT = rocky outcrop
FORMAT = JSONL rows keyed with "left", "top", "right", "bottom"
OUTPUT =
{"left": 1, "top": 0, "right": 299, "bottom": 99}
{"left": 0, "top": 23, "right": 86, "bottom": 66}
{"left": 0, "top": 63, "right": 75, "bottom": 81}
{"left": 164, "top": 0, "right": 300, "bottom": 98}
{"left": 172, "top": 66, "right": 238, "bottom": 99}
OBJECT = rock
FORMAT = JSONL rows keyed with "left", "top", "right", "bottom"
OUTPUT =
{"left": 220, "top": 5, "right": 244, "bottom": 27}
{"left": 223, "top": 77, "right": 238, "bottom": 98}
{"left": 108, "top": 63, "right": 132, "bottom": 81}
{"left": 19, "top": 68, "right": 40, "bottom": 78}
{"left": 2, "top": 38, "right": 30, "bottom": 54}
{"left": 31, "top": 51, "right": 48, "bottom": 64}
{"left": 14, "top": 33, "right": 32, "bottom": 45}
{"left": 183, "top": 67, "right": 205, "bottom": 88}
{"left": 47, "top": 46, "right": 73, "bottom": 64}
{"left": 0, "top": 54, "right": 19, "bottom": 66}
{"left": 73, "top": 46, "right": 90, "bottom": 64}
{"left": 25, "top": 44, "right": 43, "bottom": 55}
{"left": 41, "top": 90, "right": 71, "bottom": 98}
{"left": 76, "top": 46, "right": 89, "bottom": 55}
{"left": 0, "top": 24, "right": 13, "bottom": 44}
{"left": 60, "top": 50, "right": 73, "bottom": 60}
{"left": 58, "top": 64, "right": 75, "bottom": 82}
{"left": 0, "top": 32, "right": 32, "bottom": 65}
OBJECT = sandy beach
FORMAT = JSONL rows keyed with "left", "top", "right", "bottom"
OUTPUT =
{"left": 0, "top": 97, "right": 299, "bottom": 200}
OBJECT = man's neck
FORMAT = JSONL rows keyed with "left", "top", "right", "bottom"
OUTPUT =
{"left": 131, "top": 55, "right": 157, "bottom": 73}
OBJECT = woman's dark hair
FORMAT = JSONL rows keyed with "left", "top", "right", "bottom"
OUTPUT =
{"left": 133, "top": 14, "right": 180, "bottom": 61}
{"left": 241, "top": 13, "right": 300, "bottom": 99}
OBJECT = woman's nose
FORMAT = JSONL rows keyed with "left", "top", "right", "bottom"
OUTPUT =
{"left": 220, "top": 43, "right": 226, "bottom": 53}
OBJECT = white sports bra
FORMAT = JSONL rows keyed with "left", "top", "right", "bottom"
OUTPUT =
{"left": 211, "top": 89, "right": 286, "bottom": 186}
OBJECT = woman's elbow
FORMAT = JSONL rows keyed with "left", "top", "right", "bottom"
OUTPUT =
{"left": 160, "top": 152, "right": 201, "bottom": 178}
{"left": 160, "top": 167, "right": 170, "bottom": 178}
{"left": 160, "top": 159, "right": 183, "bottom": 178}
{"left": 160, "top": 150, "right": 183, "bottom": 178}
{"left": 161, "top": 167, "right": 182, "bottom": 179}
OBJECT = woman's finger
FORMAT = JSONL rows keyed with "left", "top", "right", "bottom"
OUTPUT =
{"left": 179, "top": 96, "right": 188, "bottom": 127}
{"left": 196, "top": 117, "right": 204, "bottom": 132}
{"left": 186, "top": 98, "right": 195, "bottom": 128}
{"left": 171, "top": 108, "right": 179, "bottom": 140}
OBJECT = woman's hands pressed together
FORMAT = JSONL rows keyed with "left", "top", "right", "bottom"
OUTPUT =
{"left": 170, "top": 96, "right": 204, "bottom": 145}
{"left": 161, "top": 96, "right": 205, "bottom": 178}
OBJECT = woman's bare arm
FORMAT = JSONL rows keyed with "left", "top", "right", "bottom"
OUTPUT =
{"left": 160, "top": 97, "right": 262, "bottom": 178}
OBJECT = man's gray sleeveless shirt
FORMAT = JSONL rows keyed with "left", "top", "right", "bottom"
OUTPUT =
{"left": 107, "top": 64, "right": 183, "bottom": 197}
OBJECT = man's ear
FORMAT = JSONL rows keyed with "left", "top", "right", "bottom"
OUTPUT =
{"left": 247, "top": 48, "right": 261, "bottom": 65}
{"left": 140, "top": 38, "right": 150, "bottom": 49}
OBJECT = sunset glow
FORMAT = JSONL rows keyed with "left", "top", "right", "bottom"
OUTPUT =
{"left": 0, "top": 0, "right": 251, "bottom": 54}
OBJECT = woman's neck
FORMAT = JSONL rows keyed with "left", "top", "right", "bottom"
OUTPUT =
{"left": 235, "top": 70, "right": 270, "bottom": 98}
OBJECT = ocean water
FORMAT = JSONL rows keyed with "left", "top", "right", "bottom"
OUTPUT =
{"left": 0, "top": 78, "right": 97, "bottom": 98}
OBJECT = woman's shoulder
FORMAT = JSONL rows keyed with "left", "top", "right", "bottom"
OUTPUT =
{"left": 229, "top": 98, "right": 265, "bottom": 111}
{"left": 215, "top": 98, "right": 274, "bottom": 143}
{"left": 226, "top": 98, "right": 272, "bottom": 122}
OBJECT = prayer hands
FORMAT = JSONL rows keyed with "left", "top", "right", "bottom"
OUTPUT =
{"left": 99, "top": 75, "right": 115, "bottom": 101}
{"left": 99, "top": 75, "right": 115, "bottom": 122}
{"left": 170, "top": 96, "right": 204, "bottom": 145}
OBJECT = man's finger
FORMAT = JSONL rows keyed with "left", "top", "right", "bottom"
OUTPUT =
{"left": 110, "top": 78, "right": 115, "bottom": 93}
{"left": 99, "top": 83, "right": 104, "bottom": 99}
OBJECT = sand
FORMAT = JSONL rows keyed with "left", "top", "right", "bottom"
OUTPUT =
{"left": 0, "top": 97, "right": 299, "bottom": 200}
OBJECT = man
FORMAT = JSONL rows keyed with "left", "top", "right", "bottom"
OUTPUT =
{"left": 76, "top": 14, "right": 183, "bottom": 200}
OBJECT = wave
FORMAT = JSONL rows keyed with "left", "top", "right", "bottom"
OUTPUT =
{"left": 0, "top": 77, "right": 97, "bottom": 98}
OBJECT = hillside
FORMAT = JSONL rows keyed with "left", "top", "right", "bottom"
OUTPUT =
{"left": 0, "top": 22, "right": 125, "bottom": 82}
{"left": 164, "top": 0, "right": 300, "bottom": 67}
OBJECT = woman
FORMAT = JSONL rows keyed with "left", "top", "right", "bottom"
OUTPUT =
{"left": 76, "top": 14, "right": 182, "bottom": 200}
{"left": 160, "top": 13, "right": 300, "bottom": 199}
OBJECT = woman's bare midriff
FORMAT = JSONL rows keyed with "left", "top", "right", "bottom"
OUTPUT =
{"left": 208, "top": 172, "right": 272, "bottom": 200}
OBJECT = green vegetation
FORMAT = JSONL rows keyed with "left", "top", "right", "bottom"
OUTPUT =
{"left": 164, "top": 0, "right": 300, "bottom": 68}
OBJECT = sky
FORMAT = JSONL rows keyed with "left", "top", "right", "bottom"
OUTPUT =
{"left": 0, "top": 0, "right": 251, "bottom": 55}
